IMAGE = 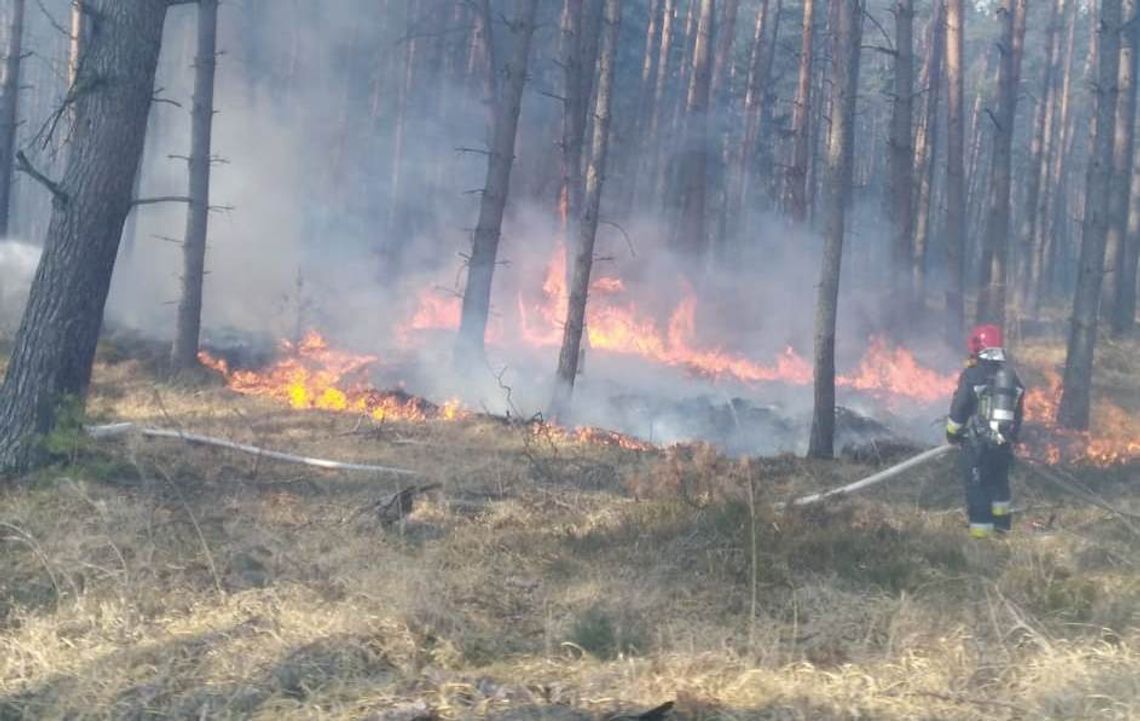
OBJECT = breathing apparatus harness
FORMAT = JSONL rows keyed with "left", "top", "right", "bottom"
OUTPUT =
{"left": 968, "top": 348, "right": 1022, "bottom": 447}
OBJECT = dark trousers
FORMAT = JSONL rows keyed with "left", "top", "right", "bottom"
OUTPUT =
{"left": 959, "top": 443, "right": 1013, "bottom": 536}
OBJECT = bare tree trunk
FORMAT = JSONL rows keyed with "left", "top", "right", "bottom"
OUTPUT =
{"left": 1104, "top": 0, "right": 1138, "bottom": 313}
{"left": 641, "top": 0, "right": 677, "bottom": 206}
{"left": 1033, "top": 0, "right": 1079, "bottom": 313}
{"left": 785, "top": 0, "right": 816, "bottom": 222}
{"left": 383, "top": 0, "right": 417, "bottom": 279}
{"left": 0, "top": 0, "right": 168, "bottom": 475}
{"left": 675, "top": 0, "right": 715, "bottom": 257}
{"left": 1058, "top": 0, "right": 1122, "bottom": 430}
{"left": 943, "top": 0, "right": 965, "bottom": 342}
{"left": 710, "top": 0, "right": 740, "bottom": 105}
{"left": 553, "top": 0, "right": 621, "bottom": 413}
{"left": 171, "top": 0, "right": 220, "bottom": 372}
{"left": 639, "top": 0, "right": 664, "bottom": 128}
{"left": 887, "top": 0, "right": 914, "bottom": 313}
{"left": 0, "top": 0, "right": 25, "bottom": 236}
{"left": 69, "top": 1, "right": 86, "bottom": 90}
{"left": 469, "top": 0, "right": 498, "bottom": 136}
{"left": 1018, "top": 0, "right": 1066, "bottom": 311}
{"left": 976, "top": 0, "right": 1028, "bottom": 325}
{"left": 808, "top": 0, "right": 861, "bottom": 459}
{"left": 911, "top": 0, "right": 944, "bottom": 305}
{"left": 456, "top": 0, "right": 540, "bottom": 363}
{"left": 1114, "top": 137, "right": 1140, "bottom": 335}
{"left": 732, "top": 0, "right": 778, "bottom": 216}
{"left": 559, "top": 0, "right": 587, "bottom": 253}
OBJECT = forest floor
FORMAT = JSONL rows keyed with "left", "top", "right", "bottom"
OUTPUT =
{"left": 1, "top": 334, "right": 1139, "bottom": 720}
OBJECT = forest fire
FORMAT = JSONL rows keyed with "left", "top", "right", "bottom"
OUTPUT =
{"left": 1018, "top": 368, "right": 1140, "bottom": 467}
{"left": 198, "top": 332, "right": 464, "bottom": 422}
{"left": 406, "top": 244, "right": 955, "bottom": 402}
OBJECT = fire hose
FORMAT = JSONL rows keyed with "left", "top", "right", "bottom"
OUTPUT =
{"left": 778, "top": 444, "right": 954, "bottom": 508}
{"left": 86, "top": 423, "right": 421, "bottom": 476}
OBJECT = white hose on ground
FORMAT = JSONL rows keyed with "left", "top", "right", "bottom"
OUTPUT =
{"left": 86, "top": 423, "right": 421, "bottom": 476}
{"left": 779, "top": 444, "right": 954, "bottom": 508}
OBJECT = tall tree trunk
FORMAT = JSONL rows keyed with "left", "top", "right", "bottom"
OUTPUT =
{"left": 710, "top": 0, "right": 739, "bottom": 105}
{"left": 638, "top": 0, "right": 664, "bottom": 132}
{"left": 943, "top": 0, "right": 965, "bottom": 343}
{"left": 1114, "top": 137, "right": 1140, "bottom": 335}
{"left": 469, "top": 0, "right": 499, "bottom": 136}
{"left": 1034, "top": 0, "right": 1079, "bottom": 312}
{"left": 171, "top": 0, "right": 220, "bottom": 372}
{"left": 976, "top": 0, "right": 1028, "bottom": 325}
{"left": 675, "top": 0, "right": 715, "bottom": 257}
{"left": 0, "top": 0, "right": 168, "bottom": 475}
{"left": 785, "top": 0, "right": 816, "bottom": 222}
{"left": 732, "top": 0, "right": 778, "bottom": 216}
{"left": 887, "top": 0, "right": 914, "bottom": 314}
{"left": 384, "top": 0, "right": 417, "bottom": 279}
{"left": 1104, "top": 0, "right": 1138, "bottom": 314}
{"left": 641, "top": 0, "right": 677, "bottom": 206}
{"left": 1018, "top": 0, "right": 1066, "bottom": 311}
{"left": 808, "top": 0, "right": 861, "bottom": 459}
{"left": 911, "top": 0, "right": 944, "bottom": 305}
{"left": 553, "top": 0, "right": 621, "bottom": 413}
{"left": 1058, "top": 0, "right": 1122, "bottom": 430}
{"left": 456, "top": 0, "right": 540, "bottom": 363}
{"left": 559, "top": 0, "right": 587, "bottom": 255}
{"left": 0, "top": 0, "right": 25, "bottom": 237}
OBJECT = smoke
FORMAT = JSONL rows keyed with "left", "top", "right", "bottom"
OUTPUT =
{"left": 3, "top": 0, "right": 957, "bottom": 455}
{"left": 0, "top": 240, "right": 40, "bottom": 334}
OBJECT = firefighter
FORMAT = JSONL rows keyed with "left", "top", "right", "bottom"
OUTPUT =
{"left": 945, "top": 324, "right": 1026, "bottom": 538}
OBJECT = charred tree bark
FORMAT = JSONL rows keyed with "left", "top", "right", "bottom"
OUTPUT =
{"left": 976, "top": 0, "right": 1028, "bottom": 326}
{"left": 943, "top": 0, "right": 965, "bottom": 343}
{"left": 0, "top": 0, "right": 25, "bottom": 236}
{"left": 1058, "top": 0, "right": 1122, "bottom": 430}
{"left": 808, "top": 0, "right": 861, "bottom": 460}
{"left": 675, "top": 0, "right": 715, "bottom": 257}
{"left": 0, "top": 0, "right": 168, "bottom": 475}
{"left": 1018, "top": 0, "right": 1066, "bottom": 311}
{"left": 1104, "top": 0, "right": 1138, "bottom": 316}
{"left": 785, "top": 0, "right": 816, "bottom": 223}
{"left": 553, "top": 0, "right": 621, "bottom": 413}
{"left": 911, "top": 0, "right": 944, "bottom": 305}
{"left": 171, "top": 0, "right": 220, "bottom": 372}
{"left": 456, "top": 0, "right": 540, "bottom": 363}
{"left": 887, "top": 0, "right": 914, "bottom": 313}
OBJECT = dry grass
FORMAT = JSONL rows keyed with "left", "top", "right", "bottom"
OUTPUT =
{"left": 0, "top": 339, "right": 1138, "bottom": 720}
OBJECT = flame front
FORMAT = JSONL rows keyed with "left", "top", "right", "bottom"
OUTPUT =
{"left": 415, "top": 243, "right": 951, "bottom": 401}
{"left": 199, "top": 331, "right": 463, "bottom": 423}
{"left": 1018, "top": 368, "right": 1140, "bottom": 466}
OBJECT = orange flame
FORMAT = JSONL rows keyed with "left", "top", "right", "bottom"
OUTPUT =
{"left": 1018, "top": 368, "right": 1140, "bottom": 467}
{"left": 198, "top": 331, "right": 464, "bottom": 423}
{"left": 414, "top": 245, "right": 954, "bottom": 401}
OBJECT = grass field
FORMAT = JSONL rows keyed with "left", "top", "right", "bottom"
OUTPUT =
{"left": 1, "top": 336, "right": 1138, "bottom": 720}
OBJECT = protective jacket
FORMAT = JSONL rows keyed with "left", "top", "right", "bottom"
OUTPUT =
{"left": 945, "top": 352, "right": 1025, "bottom": 537}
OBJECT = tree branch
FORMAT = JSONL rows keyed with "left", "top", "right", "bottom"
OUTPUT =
{"left": 132, "top": 195, "right": 191, "bottom": 207}
{"left": 15, "top": 151, "right": 68, "bottom": 205}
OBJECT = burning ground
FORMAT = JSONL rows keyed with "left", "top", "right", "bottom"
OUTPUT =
{"left": 1, "top": 334, "right": 1139, "bottom": 720}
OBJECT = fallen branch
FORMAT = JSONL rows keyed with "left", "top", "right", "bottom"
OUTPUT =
{"left": 779, "top": 444, "right": 954, "bottom": 508}
{"left": 86, "top": 423, "right": 420, "bottom": 476}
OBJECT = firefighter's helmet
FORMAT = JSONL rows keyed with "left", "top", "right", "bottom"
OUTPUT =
{"left": 968, "top": 324, "right": 1003, "bottom": 356}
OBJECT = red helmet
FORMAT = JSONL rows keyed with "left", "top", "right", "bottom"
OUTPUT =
{"left": 968, "top": 324, "right": 1004, "bottom": 355}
